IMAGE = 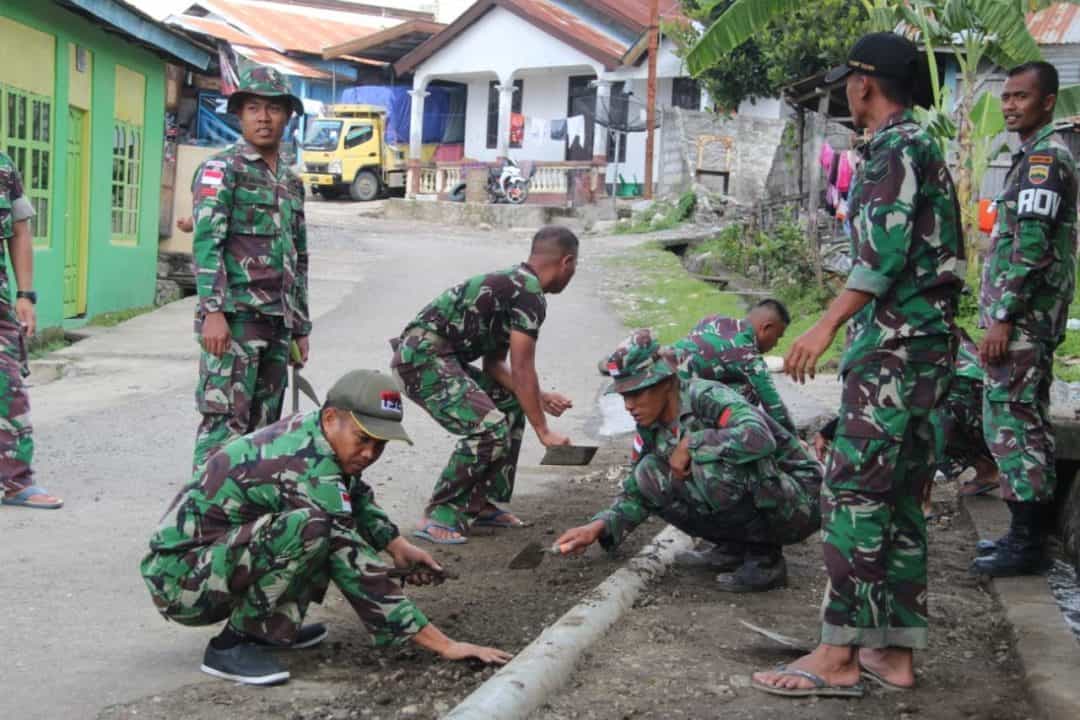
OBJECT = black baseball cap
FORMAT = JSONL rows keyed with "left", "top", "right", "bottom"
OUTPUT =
{"left": 825, "top": 32, "right": 919, "bottom": 84}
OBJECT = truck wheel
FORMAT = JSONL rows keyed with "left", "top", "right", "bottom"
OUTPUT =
{"left": 350, "top": 171, "right": 381, "bottom": 202}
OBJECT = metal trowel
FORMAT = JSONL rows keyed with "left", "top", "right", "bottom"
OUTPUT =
{"left": 540, "top": 444, "right": 599, "bottom": 466}
{"left": 508, "top": 541, "right": 573, "bottom": 570}
{"left": 290, "top": 341, "right": 320, "bottom": 413}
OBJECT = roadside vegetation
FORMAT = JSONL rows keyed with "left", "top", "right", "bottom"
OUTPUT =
{"left": 615, "top": 191, "right": 697, "bottom": 235}
{"left": 88, "top": 305, "right": 156, "bottom": 327}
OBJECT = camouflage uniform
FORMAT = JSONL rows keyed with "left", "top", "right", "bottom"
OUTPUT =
{"left": 671, "top": 315, "right": 796, "bottom": 433}
{"left": 191, "top": 66, "right": 310, "bottom": 471}
{"left": 0, "top": 152, "right": 36, "bottom": 495}
{"left": 141, "top": 411, "right": 428, "bottom": 646}
{"left": 933, "top": 330, "right": 991, "bottom": 480}
{"left": 390, "top": 265, "right": 545, "bottom": 532}
{"left": 980, "top": 123, "right": 1078, "bottom": 504}
{"left": 595, "top": 330, "right": 821, "bottom": 555}
{"left": 823, "top": 110, "right": 964, "bottom": 649}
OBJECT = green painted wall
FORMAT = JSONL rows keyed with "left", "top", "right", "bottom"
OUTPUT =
{"left": 2, "top": 0, "right": 166, "bottom": 330}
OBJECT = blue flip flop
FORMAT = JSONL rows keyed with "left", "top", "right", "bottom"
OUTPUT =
{"left": 2, "top": 485, "right": 63, "bottom": 509}
{"left": 474, "top": 508, "right": 530, "bottom": 528}
{"left": 413, "top": 521, "right": 467, "bottom": 545}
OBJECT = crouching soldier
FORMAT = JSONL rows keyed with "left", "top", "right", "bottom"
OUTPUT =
{"left": 140, "top": 370, "right": 511, "bottom": 686}
{"left": 558, "top": 330, "right": 822, "bottom": 592}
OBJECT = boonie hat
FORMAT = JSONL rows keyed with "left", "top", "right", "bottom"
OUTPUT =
{"left": 825, "top": 32, "right": 918, "bottom": 84}
{"left": 325, "top": 370, "right": 413, "bottom": 445}
{"left": 605, "top": 329, "right": 676, "bottom": 394}
{"left": 227, "top": 65, "right": 304, "bottom": 117}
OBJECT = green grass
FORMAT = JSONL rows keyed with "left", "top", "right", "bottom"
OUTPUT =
{"left": 87, "top": 305, "right": 155, "bottom": 327}
{"left": 615, "top": 191, "right": 696, "bottom": 235}
{"left": 27, "top": 335, "right": 71, "bottom": 360}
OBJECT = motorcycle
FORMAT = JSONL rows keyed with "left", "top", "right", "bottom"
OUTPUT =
{"left": 449, "top": 158, "right": 534, "bottom": 205}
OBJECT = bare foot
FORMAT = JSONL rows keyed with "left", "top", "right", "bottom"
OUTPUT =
{"left": 858, "top": 647, "right": 916, "bottom": 689}
{"left": 752, "top": 644, "right": 861, "bottom": 692}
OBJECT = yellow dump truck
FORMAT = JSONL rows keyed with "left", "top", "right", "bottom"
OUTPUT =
{"left": 299, "top": 104, "right": 409, "bottom": 201}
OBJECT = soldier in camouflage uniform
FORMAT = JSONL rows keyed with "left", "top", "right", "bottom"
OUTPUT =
{"left": 973, "top": 61, "right": 1078, "bottom": 577}
{"left": 141, "top": 370, "right": 511, "bottom": 686}
{"left": 0, "top": 152, "right": 61, "bottom": 510}
{"left": 671, "top": 300, "right": 795, "bottom": 433}
{"left": 190, "top": 65, "right": 312, "bottom": 471}
{"left": 755, "top": 33, "right": 964, "bottom": 698}
{"left": 391, "top": 226, "right": 579, "bottom": 544}
{"left": 557, "top": 330, "right": 821, "bottom": 592}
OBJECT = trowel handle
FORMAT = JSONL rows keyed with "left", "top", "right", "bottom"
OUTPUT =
{"left": 290, "top": 340, "right": 303, "bottom": 365}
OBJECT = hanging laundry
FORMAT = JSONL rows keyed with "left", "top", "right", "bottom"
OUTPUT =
{"left": 550, "top": 118, "right": 567, "bottom": 141}
{"left": 527, "top": 116, "right": 546, "bottom": 141}
{"left": 566, "top": 115, "right": 586, "bottom": 147}
{"left": 818, "top": 141, "right": 834, "bottom": 171}
{"left": 510, "top": 113, "right": 525, "bottom": 146}
{"left": 836, "top": 150, "right": 854, "bottom": 194}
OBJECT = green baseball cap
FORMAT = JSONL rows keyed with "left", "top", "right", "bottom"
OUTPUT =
{"left": 227, "top": 65, "right": 304, "bottom": 117}
{"left": 604, "top": 329, "right": 676, "bottom": 394}
{"left": 325, "top": 370, "right": 413, "bottom": 445}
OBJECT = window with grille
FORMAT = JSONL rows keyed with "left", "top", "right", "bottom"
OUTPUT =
{"left": 2, "top": 85, "right": 52, "bottom": 248}
{"left": 111, "top": 122, "right": 142, "bottom": 244}
{"left": 672, "top": 78, "right": 702, "bottom": 110}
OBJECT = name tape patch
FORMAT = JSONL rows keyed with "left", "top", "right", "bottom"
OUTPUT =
{"left": 1018, "top": 187, "right": 1062, "bottom": 219}
{"left": 380, "top": 390, "right": 403, "bottom": 413}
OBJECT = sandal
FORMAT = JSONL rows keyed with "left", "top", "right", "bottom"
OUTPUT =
{"left": 959, "top": 479, "right": 998, "bottom": 497}
{"left": 751, "top": 664, "right": 865, "bottom": 698}
{"left": 2, "top": 485, "right": 63, "bottom": 509}
{"left": 412, "top": 520, "right": 467, "bottom": 545}
{"left": 859, "top": 664, "right": 914, "bottom": 692}
{"left": 474, "top": 507, "right": 530, "bottom": 528}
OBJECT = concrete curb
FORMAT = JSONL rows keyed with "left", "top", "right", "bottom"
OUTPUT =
{"left": 962, "top": 494, "right": 1080, "bottom": 720}
{"left": 443, "top": 525, "right": 694, "bottom": 720}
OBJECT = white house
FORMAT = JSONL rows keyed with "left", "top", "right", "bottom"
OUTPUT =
{"left": 391, "top": 0, "right": 703, "bottom": 202}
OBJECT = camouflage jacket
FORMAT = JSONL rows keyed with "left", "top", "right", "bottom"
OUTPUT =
{"left": 149, "top": 411, "right": 399, "bottom": 554}
{"left": 0, "top": 152, "right": 34, "bottom": 317}
{"left": 671, "top": 315, "right": 795, "bottom": 432}
{"left": 192, "top": 143, "right": 311, "bottom": 335}
{"left": 595, "top": 379, "right": 820, "bottom": 546}
{"left": 843, "top": 111, "right": 965, "bottom": 371}
{"left": 980, "top": 123, "right": 1078, "bottom": 346}
{"left": 399, "top": 264, "right": 546, "bottom": 363}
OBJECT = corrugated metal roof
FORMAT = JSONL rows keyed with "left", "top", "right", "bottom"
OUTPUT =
{"left": 170, "top": 14, "right": 269, "bottom": 47}
{"left": 507, "top": 0, "right": 628, "bottom": 61}
{"left": 197, "top": 0, "right": 395, "bottom": 54}
{"left": 580, "top": 0, "right": 685, "bottom": 31}
{"left": 233, "top": 44, "right": 331, "bottom": 78}
{"left": 1028, "top": 2, "right": 1080, "bottom": 45}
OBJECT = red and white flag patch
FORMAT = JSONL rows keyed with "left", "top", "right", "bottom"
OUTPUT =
{"left": 380, "top": 390, "right": 403, "bottom": 413}
{"left": 201, "top": 168, "right": 224, "bottom": 186}
{"left": 607, "top": 361, "right": 621, "bottom": 377}
{"left": 340, "top": 490, "right": 352, "bottom": 513}
{"left": 631, "top": 433, "right": 644, "bottom": 461}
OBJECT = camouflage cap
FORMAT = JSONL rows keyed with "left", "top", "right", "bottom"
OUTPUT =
{"left": 604, "top": 329, "right": 676, "bottom": 394}
{"left": 326, "top": 370, "right": 413, "bottom": 445}
{"left": 227, "top": 65, "right": 304, "bottom": 116}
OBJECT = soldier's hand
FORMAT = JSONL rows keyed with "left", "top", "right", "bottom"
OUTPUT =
{"left": 541, "top": 391, "right": 573, "bottom": 416}
{"left": 389, "top": 538, "right": 444, "bottom": 585}
{"left": 979, "top": 321, "right": 1012, "bottom": 367}
{"left": 15, "top": 298, "right": 35, "bottom": 338}
{"left": 555, "top": 521, "right": 604, "bottom": 555}
{"left": 176, "top": 216, "right": 194, "bottom": 233}
{"left": 812, "top": 433, "right": 829, "bottom": 462}
{"left": 292, "top": 335, "right": 310, "bottom": 367}
{"left": 669, "top": 435, "right": 691, "bottom": 480}
{"left": 201, "top": 312, "right": 231, "bottom": 357}
{"left": 442, "top": 641, "right": 512, "bottom": 665}
{"left": 784, "top": 321, "right": 836, "bottom": 384}
{"left": 537, "top": 427, "right": 571, "bottom": 447}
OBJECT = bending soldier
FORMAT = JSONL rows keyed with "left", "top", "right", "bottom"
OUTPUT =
{"left": 557, "top": 330, "right": 822, "bottom": 593}
{"left": 141, "top": 370, "right": 511, "bottom": 686}
{"left": 391, "top": 226, "right": 579, "bottom": 545}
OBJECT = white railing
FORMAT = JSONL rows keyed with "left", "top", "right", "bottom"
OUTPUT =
{"left": 530, "top": 165, "right": 569, "bottom": 194}
{"left": 437, "top": 166, "right": 461, "bottom": 193}
{"left": 419, "top": 167, "right": 438, "bottom": 194}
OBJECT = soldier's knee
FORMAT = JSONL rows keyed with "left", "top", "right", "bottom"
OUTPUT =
{"left": 633, "top": 455, "right": 670, "bottom": 505}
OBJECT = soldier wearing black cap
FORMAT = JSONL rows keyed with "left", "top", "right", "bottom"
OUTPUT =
{"left": 755, "top": 32, "right": 965, "bottom": 698}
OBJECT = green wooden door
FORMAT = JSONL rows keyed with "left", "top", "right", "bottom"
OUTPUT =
{"left": 64, "top": 108, "right": 87, "bottom": 317}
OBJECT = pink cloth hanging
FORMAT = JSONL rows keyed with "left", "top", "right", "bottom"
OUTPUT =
{"left": 819, "top": 141, "right": 835, "bottom": 171}
{"left": 836, "top": 151, "right": 854, "bottom": 193}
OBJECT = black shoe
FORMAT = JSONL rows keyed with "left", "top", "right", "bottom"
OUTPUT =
{"left": 201, "top": 642, "right": 290, "bottom": 686}
{"left": 674, "top": 541, "right": 744, "bottom": 571}
{"left": 249, "top": 623, "right": 328, "bottom": 650}
{"left": 715, "top": 555, "right": 788, "bottom": 593}
{"left": 970, "top": 501, "right": 1047, "bottom": 577}
{"left": 975, "top": 536, "right": 1006, "bottom": 556}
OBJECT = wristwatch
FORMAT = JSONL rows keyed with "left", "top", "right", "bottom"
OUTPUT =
{"left": 16, "top": 291, "right": 37, "bottom": 305}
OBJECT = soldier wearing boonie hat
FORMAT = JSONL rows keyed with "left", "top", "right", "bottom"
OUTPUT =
{"left": 141, "top": 369, "right": 511, "bottom": 687}
{"left": 557, "top": 329, "right": 822, "bottom": 593}
{"left": 189, "top": 64, "right": 312, "bottom": 472}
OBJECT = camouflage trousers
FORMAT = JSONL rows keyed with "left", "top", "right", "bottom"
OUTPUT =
{"left": 982, "top": 334, "right": 1056, "bottom": 503}
{"left": 631, "top": 453, "right": 820, "bottom": 548}
{"left": 822, "top": 345, "right": 952, "bottom": 650}
{"left": 0, "top": 317, "right": 33, "bottom": 494}
{"left": 932, "top": 375, "right": 992, "bottom": 481}
{"left": 392, "top": 332, "right": 524, "bottom": 533}
{"left": 193, "top": 316, "right": 290, "bottom": 471}
{"left": 139, "top": 508, "right": 428, "bottom": 646}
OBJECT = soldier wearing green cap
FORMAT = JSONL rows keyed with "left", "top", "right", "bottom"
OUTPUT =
{"left": 556, "top": 330, "right": 822, "bottom": 592}
{"left": 141, "top": 369, "right": 512, "bottom": 686}
{"left": 189, "top": 64, "right": 313, "bottom": 471}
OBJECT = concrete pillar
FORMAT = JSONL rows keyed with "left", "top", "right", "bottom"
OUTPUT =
{"left": 495, "top": 78, "right": 517, "bottom": 161}
{"left": 407, "top": 78, "right": 429, "bottom": 198}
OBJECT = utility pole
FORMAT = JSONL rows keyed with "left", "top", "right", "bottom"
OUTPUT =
{"left": 644, "top": 0, "right": 659, "bottom": 199}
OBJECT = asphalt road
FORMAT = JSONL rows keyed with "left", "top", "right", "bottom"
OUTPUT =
{"left": 0, "top": 204, "right": 629, "bottom": 720}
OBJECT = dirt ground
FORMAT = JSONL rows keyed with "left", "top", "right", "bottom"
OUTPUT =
{"left": 537, "top": 477, "right": 1037, "bottom": 720}
{"left": 97, "top": 464, "right": 661, "bottom": 720}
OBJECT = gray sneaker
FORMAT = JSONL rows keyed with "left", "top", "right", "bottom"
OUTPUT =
{"left": 201, "top": 642, "right": 290, "bottom": 686}
{"left": 715, "top": 556, "right": 788, "bottom": 593}
{"left": 674, "top": 541, "right": 744, "bottom": 571}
